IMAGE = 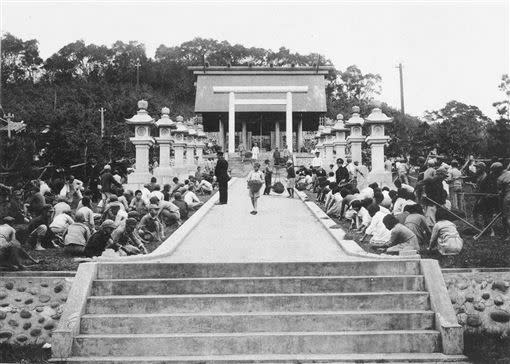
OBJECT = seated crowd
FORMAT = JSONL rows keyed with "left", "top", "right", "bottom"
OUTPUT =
{"left": 302, "top": 157, "right": 475, "bottom": 256}
{"left": 0, "top": 164, "right": 216, "bottom": 269}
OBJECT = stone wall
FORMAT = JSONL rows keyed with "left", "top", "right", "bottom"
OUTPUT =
{"left": 0, "top": 273, "right": 73, "bottom": 346}
{"left": 444, "top": 269, "right": 510, "bottom": 336}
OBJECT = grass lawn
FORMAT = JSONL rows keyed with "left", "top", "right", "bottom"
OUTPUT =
{"left": 304, "top": 190, "right": 510, "bottom": 268}
{"left": 16, "top": 192, "right": 214, "bottom": 272}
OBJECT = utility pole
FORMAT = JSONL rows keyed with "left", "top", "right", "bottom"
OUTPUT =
{"left": 396, "top": 63, "right": 405, "bottom": 115}
{"left": 99, "top": 107, "right": 105, "bottom": 138}
{"left": 135, "top": 58, "right": 141, "bottom": 91}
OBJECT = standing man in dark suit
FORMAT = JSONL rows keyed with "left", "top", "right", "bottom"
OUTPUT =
{"left": 214, "top": 152, "right": 229, "bottom": 205}
{"left": 335, "top": 158, "right": 349, "bottom": 185}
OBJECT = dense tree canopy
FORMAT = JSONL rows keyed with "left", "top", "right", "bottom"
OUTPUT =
{"left": 0, "top": 33, "right": 507, "bottom": 180}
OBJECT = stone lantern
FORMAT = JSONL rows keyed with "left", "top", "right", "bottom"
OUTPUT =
{"left": 172, "top": 115, "right": 188, "bottom": 170}
{"left": 185, "top": 119, "right": 197, "bottom": 168}
{"left": 316, "top": 124, "right": 325, "bottom": 162}
{"left": 195, "top": 120, "right": 206, "bottom": 165}
{"left": 365, "top": 107, "right": 392, "bottom": 185}
{"left": 345, "top": 106, "right": 366, "bottom": 163}
{"left": 154, "top": 107, "right": 176, "bottom": 183}
{"left": 322, "top": 118, "right": 335, "bottom": 167}
{"left": 125, "top": 100, "right": 155, "bottom": 187}
{"left": 332, "top": 114, "right": 349, "bottom": 161}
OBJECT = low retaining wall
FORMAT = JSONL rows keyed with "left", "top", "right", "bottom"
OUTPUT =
{"left": 0, "top": 272, "right": 73, "bottom": 346}
{"left": 444, "top": 269, "right": 510, "bottom": 336}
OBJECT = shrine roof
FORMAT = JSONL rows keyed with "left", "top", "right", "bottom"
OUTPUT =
{"left": 190, "top": 66, "right": 331, "bottom": 113}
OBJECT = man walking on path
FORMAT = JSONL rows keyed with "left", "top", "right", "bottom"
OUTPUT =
{"left": 215, "top": 152, "right": 229, "bottom": 205}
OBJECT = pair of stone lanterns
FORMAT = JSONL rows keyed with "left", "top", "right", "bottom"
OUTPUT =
{"left": 314, "top": 105, "right": 393, "bottom": 186}
{"left": 125, "top": 100, "right": 206, "bottom": 188}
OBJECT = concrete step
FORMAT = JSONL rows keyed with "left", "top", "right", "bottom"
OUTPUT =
{"left": 80, "top": 310, "right": 435, "bottom": 334}
{"left": 55, "top": 353, "right": 471, "bottom": 363}
{"left": 96, "top": 261, "right": 421, "bottom": 279}
{"left": 91, "top": 275, "right": 425, "bottom": 296}
{"left": 86, "top": 292, "right": 430, "bottom": 314}
{"left": 72, "top": 331, "right": 441, "bottom": 356}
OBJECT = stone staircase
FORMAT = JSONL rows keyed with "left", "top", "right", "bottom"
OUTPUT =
{"left": 55, "top": 260, "right": 469, "bottom": 363}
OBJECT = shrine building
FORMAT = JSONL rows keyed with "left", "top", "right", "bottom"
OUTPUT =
{"left": 189, "top": 66, "right": 333, "bottom": 153}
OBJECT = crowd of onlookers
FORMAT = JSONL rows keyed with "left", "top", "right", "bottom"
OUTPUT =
{"left": 303, "top": 154, "right": 510, "bottom": 256}
{"left": 0, "top": 158, "right": 218, "bottom": 270}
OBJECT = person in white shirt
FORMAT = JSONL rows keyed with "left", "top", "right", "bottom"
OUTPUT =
{"left": 365, "top": 204, "right": 391, "bottom": 246}
{"left": 183, "top": 185, "right": 203, "bottom": 210}
{"left": 50, "top": 211, "right": 74, "bottom": 236}
{"left": 149, "top": 185, "right": 165, "bottom": 202}
{"left": 311, "top": 152, "right": 322, "bottom": 169}
{"left": 39, "top": 180, "right": 52, "bottom": 196}
{"left": 60, "top": 175, "right": 84, "bottom": 202}
{"left": 141, "top": 184, "right": 152, "bottom": 204}
{"left": 197, "top": 179, "right": 213, "bottom": 195}
{"left": 251, "top": 143, "right": 260, "bottom": 160}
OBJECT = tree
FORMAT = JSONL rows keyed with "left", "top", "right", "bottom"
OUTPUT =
{"left": 424, "top": 100, "right": 490, "bottom": 159}
{"left": 487, "top": 74, "right": 510, "bottom": 157}
{"left": 1, "top": 33, "right": 43, "bottom": 84}
{"left": 493, "top": 74, "right": 510, "bottom": 119}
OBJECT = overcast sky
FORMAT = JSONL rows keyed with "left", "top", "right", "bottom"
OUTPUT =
{"left": 1, "top": 0, "right": 509, "bottom": 119}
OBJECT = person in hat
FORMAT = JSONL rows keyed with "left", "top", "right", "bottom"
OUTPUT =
{"left": 172, "top": 192, "right": 189, "bottom": 220}
{"left": 447, "top": 160, "right": 463, "bottom": 210}
{"left": 422, "top": 167, "right": 448, "bottom": 228}
{"left": 111, "top": 217, "right": 147, "bottom": 255}
{"left": 84, "top": 219, "right": 117, "bottom": 258}
{"left": 139, "top": 204, "right": 163, "bottom": 243}
{"left": 85, "top": 156, "right": 102, "bottom": 202}
{"left": 101, "top": 200, "right": 127, "bottom": 226}
{"left": 63, "top": 213, "right": 91, "bottom": 256}
{"left": 214, "top": 151, "right": 229, "bottom": 204}
{"left": 286, "top": 160, "right": 296, "bottom": 198}
{"left": 27, "top": 204, "right": 55, "bottom": 251}
{"left": 99, "top": 164, "right": 121, "bottom": 206}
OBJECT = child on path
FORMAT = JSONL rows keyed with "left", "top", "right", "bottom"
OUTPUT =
{"left": 247, "top": 162, "right": 264, "bottom": 215}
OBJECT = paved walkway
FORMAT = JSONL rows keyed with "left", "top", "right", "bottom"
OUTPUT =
{"left": 168, "top": 178, "right": 354, "bottom": 263}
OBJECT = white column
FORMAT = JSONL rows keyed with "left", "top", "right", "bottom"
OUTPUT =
{"left": 196, "top": 144, "right": 203, "bottom": 164}
{"left": 351, "top": 142, "right": 362, "bottom": 164}
{"left": 174, "top": 143, "right": 185, "bottom": 167}
{"left": 370, "top": 143, "right": 385, "bottom": 172}
{"left": 242, "top": 120, "right": 247, "bottom": 149}
{"left": 218, "top": 118, "right": 225, "bottom": 152}
{"left": 159, "top": 141, "right": 171, "bottom": 167}
{"left": 297, "top": 118, "right": 303, "bottom": 151}
{"left": 275, "top": 121, "right": 280, "bottom": 149}
{"left": 228, "top": 92, "right": 235, "bottom": 154}
{"left": 286, "top": 92, "right": 293, "bottom": 152}
{"left": 135, "top": 144, "right": 150, "bottom": 173}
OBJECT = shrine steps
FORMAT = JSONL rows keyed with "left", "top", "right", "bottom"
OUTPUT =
{"left": 51, "top": 261, "right": 468, "bottom": 363}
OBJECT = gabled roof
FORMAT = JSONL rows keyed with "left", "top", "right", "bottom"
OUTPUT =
{"left": 190, "top": 67, "right": 331, "bottom": 113}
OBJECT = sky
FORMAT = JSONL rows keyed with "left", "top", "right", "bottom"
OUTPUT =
{"left": 1, "top": 0, "right": 509, "bottom": 119}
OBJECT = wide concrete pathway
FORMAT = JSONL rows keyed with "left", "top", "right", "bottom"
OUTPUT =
{"left": 168, "top": 178, "right": 354, "bottom": 263}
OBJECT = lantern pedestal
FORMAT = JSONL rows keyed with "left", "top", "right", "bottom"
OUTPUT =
{"left": 334, "top": 140, "right": 347, "bottom": 161}
{"left": 127, "top": 139, "right": 154, "bottom": 190}
{"left": 153, "top": 139, "right": 174, "bottom": 185}
{"left": 366, "top": 134, "right": 392, "bottom": 187}
{"left": 346, "top": 136, "right": 365, "bottom": 163}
